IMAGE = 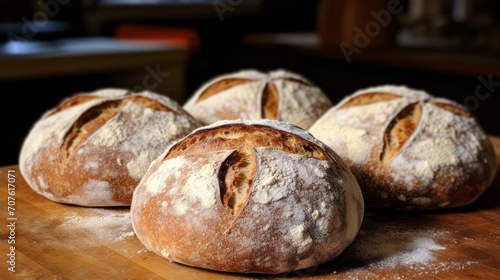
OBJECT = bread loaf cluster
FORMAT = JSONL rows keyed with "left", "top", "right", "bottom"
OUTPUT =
{"left": 19, "top": 88, "right": 201, "bottom": 206}
{"left": 309, "top": 85, "right": 497, "bottom": 210}
{"left": 183, "top": 69, "right": 332, "bottom": 129}
{"left": 18, "top": 68, "right": 498, "bottom": 275}
{"left": 130, "top": 120, "right": 364, "bottom": 274}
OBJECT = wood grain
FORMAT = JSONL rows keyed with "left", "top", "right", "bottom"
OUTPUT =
{"left": 1, "top": 137, "right": 499, "bottom": 280}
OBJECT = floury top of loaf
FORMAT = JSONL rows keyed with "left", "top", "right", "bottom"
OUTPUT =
{"left": 309, "top": 85, "right": 497, "bottom": 210}
{"left": 183, "top": 69, "right": 333, "bottom": 129}
{"left": 131, "top": 119, "right": 364, "bottom": 274}
{"left": 19, "top": 88, "right": 201, "bottom": 206}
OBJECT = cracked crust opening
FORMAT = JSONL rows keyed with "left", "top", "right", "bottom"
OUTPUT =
{"left": 261, "top": 82, "right": 279, "bottom": 119}
{"left": 183, "top": 69, "right": 333, "bottom": 130}
{"left": 167, "top": 124, "right": 329, "bottom": 161}
{"left": 166, "top": 123, "right": 330, "bottom": 216}
{"left": 19, "top": 89, "right": 201, "bottom": 207}
{"left": 380, "top": 102, "right": 422, "bottom": 162}
{"left": 62, "top": 95, "right": 177, "bottom": 157}
{"left": 309, "top": 85, "right": 497, "bottom": 210}
{"left": 197, "top": 78, "right": 252, "bottom": 102}
{"left": 338, "top": 92, "right": 401, "bottom": 110}
{"left": 130, "top": 120, "right": 364, "bottom": 274}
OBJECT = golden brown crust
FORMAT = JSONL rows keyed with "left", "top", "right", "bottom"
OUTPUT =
{"left": 165, "top": 122, "right": 330, "bottom": 218}
{"left": 218, "top": 149, "right": 256, "bottom": 216}
{"left": 62, "top": 100, "right": 125, "bottom": 157}
{"left": 19, "top": 89, "right": 201, "bottom": 206}
{"left": 380, "top": 102, "right": 422, "bottom": 162}
{"left": 131, "top": 120, "right": 364, "bottom": 274}
{"left": 126, "top": 95, "right": 179, "bottom": 114}
{"left": 309, "top": 85, "right": 497, "bottom": 210}
{"left": 197, "top": 78, "right": 252, "bottom": 102}
{"left": 261, "top": 82, "right": 279, "bottom": 119}
{"left": 47, "top": 95, "right": 100, "bottom": 116}
{"left": 183, "top": 69, "right": 333, "bottom": 129}
{"left": 429, "top": 100, "right": 472, "bottom": 118}
{"left": 338, "top": 92, "right": 401, "bottom": 109}
{"left": 166, "top": 124, "right": 329, "bottom": 161}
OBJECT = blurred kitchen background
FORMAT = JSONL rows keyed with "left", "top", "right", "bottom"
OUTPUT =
{"left": 1, "top": 0, "right": 499, "bottom": 166}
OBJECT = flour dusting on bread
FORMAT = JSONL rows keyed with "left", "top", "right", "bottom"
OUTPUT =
{"left": 310, "top": 85, "right": 497, "bottom": 210}
{"left": 19, "top": 88, "right": 201, "bottom": 206}
{"left": 131, "top": 119, "right": 364, "bottom": 274}
{"left": 183, "top": 69, "right": 332, "bottom": 129}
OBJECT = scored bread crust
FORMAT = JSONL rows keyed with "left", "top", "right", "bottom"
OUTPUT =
{"left": 309, "top": 85, "right": 497, "bottom": 210}
{"left": 130, "top": 119, "right": 364, "bottom": 274}
{"left": 19, "top": 88, "right": 201, "bottom": 206}
{"left": 182, "top": 69, "right": 333, "bottom": 129}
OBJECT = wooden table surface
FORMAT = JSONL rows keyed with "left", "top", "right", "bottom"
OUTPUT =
{"left": 1, "top": 137, "right": 500, "bottom": 280}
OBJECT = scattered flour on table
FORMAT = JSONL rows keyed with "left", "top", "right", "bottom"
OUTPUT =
{"left": 59, "top": 209, "right": 135, "bottom": 244}
{"left": 339, "top": 214, "right": 478, "bottom": 277}
{"left": 348, "top": 228, "right": 446, "bottom": 269}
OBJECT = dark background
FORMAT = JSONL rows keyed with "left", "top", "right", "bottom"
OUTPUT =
{"left": 1, "top": 0, "right": 499, "bottom": 166}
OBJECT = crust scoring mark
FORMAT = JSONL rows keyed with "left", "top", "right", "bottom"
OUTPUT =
{"left": 380, "top": 102, "right": 422, "bottom": 162}
{"left": 166, "top": 124, "right": 330, "bottom": 216}
{"left": 61, "top": 95, "right": 175, "bottom": 157}
{"left": 126, "top": 95, "right": 179, "bottom": 115}
{"left": 279, "top": 77, "right": 314, "bottom": 87}
{"left": 197, "top": 79, "right": 253, "bottom": 102}
{"left": 47, "top": 95, "right": 101, "bottom": 117}
{"left": 430, "top": 101, "right": 472, "bottom": 118}
{"left": 195, "top": 74, "right": 316, "bottom": 120}
{"left": 260, "top": 77, "right": 315, "bottom": 120}
{"left": 261, "top": 82, "right": 279, "bottom": 119}
{"left": 335, "top": 92, "right": 471, "bottom": 163}
{"left": 218, "top": 149, "right": 256, "bottom": 216}
{"left": 62, "top": 100, "right": 124, "bottom": 157}
{"left": 166, "top": 125, "right": 329, "bottom": 161}
{"left": 338, "top": 92, "right": 401, "bottom": 110}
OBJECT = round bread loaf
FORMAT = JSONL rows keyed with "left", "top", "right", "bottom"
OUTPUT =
{"left": 131, "top": 119, "right": 364, "bottom": 274}
{"left": 19, "top": 88, "right": 201, "bottom": 206}
{"left": 309, "top": 85, "right": 497, "bottom": 210}
{"left": 183, "top": 69, "right": 333, "bottom": 129}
